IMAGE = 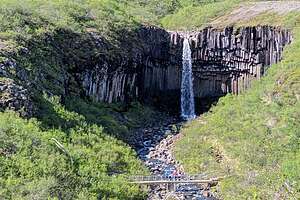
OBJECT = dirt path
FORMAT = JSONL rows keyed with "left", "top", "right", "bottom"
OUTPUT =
{"left": 212, "top": 1, "right": 300, "bottom": 26}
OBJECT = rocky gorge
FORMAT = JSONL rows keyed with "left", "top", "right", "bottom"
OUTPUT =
{"left": 78, "top": 25, "right": 293, "bottom": 199}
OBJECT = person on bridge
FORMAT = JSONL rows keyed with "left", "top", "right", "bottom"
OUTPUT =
{"left": 172, "top": 170, "right": 181, "bottom": 181}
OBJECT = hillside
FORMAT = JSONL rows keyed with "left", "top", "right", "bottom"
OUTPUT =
{"left": 173, "top": 1, "right": 300, "bottom": 199}
{"left": 0, "top": 95, "right": 172, "bottom": 199}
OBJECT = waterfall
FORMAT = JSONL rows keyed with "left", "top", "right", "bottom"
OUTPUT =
{"left": 181, "top": 38, "right": 195, "bottom": 120}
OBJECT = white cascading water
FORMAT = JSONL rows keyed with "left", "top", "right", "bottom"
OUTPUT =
{"left": 181, "top": 38, "right": 196, "bottom": 120}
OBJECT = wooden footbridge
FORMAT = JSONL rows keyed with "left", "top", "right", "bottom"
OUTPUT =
{"left": 128, "top": 174, "right": 223, "bottom": 198}
{"left": 128, "top": 174, "right": 221, "bottom": 185}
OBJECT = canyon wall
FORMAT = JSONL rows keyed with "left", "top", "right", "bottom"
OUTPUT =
{"left": 0, "top": 25, "right": 292, "bottom": 114}
{"left": 81, "top": 26, "right": 292, "bottom": 111}
{"left": 187, "top": 26, "right": 292, "bottom": 96}
{"left": 140, "top": 26, "right": 292, "bottom": 111}
{"left": 81, "top": 26, "right": 177, "bottom": 104}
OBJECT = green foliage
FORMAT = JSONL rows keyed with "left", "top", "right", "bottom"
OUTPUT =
{"left": 36, "top": 94, "right": 159, "bottom": 141}
{"left": 0, "top": 89, "right": 161, "bottom": 199}
{"left": 0, "top": 110, "right": 147, "bottom": 199}
{"left": 0, "top": 0, "right": 138, "bottom": 41}
{"left": 134, "top": 0, "right": 180, "bottom": 18}
{"left": 122, "top": 0, "right": 221, "bottom": 25}
{"left": 1, "top": 77, "right": 165, "bottom": 199}
{"left": 174, "top": 12, "right": 300, "bottom": 200}
{"left": 0, "top": 0, "right": 235, "bottom": 44}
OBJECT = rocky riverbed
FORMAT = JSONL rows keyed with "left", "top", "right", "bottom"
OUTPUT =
{"left": 132, "top": 116, "right": 216, "bottom": 200}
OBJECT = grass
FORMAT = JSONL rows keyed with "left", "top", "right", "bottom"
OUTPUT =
{"left": 1, "top": 79, "right": 170, "bottom": 199}
{"left": 173, "top": 9, "right": 300, "bottom": 200}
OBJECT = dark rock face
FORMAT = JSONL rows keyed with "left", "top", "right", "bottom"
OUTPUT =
{"left": 81, "top": 26, "right": 292, "bottom": 112}
{"left": 0, "top": 78, "right": 33, "bottom": 117}
{"left": 138, "top": 27, "right": 181, "bottom": 110}
{"left": 0, "top": 25, "right": 291, "bottom": 115}
{"left": 81, "top": 26, "right": 179, "bottom": 104}
{"left": 140, "top": 26, "right": 291, "bottom": 112}
{"left": 0, "top": 59, "right": 33, "bottom": 117}
{"left": 184, "top": 26, "right": 291, "bottom": 96}
{"left": 81, "top": 31, "right": 140, "bottom": 103}
{"left": 82, "top": 64, "right": 139, "bottom": 103}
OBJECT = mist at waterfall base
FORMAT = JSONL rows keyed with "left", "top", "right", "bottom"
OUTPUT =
{"left": 181, "top": 38, "right": 196, "bottom": 120}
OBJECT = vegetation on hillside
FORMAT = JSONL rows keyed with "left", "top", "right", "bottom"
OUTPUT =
{"left": 0, "top": 0, "right": 223, "bottom": 42}
{"left": 174, "top": 9, "right": 300, "bottom": 200}
{"left": 0, "top": 88, "right": 156, "bottom": 198}
{"left": 0, "top": 0, "right": 224, "bottom": 99}
{"left": 0, "top": 92, "right": 168, "bottom": 199}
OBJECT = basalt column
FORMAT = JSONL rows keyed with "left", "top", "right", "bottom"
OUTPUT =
{"left": 185, "top": 26, "right": 291, "bottom": 96}
{"left": 167, "top": 26, "right": 292, "bottom": 112}
{"left": 139, "top": 27, "right": 182, "bottom": 110}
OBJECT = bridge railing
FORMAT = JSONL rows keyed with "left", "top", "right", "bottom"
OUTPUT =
{"left": 128, "top": 173, "right": 221, "bottom": 183}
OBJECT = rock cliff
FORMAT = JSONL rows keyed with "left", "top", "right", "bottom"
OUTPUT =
{"left": 0, "top": 78, "right": 33, "bottom": 117}
{"left": 185, "top": 26, "right": 291, "bottom": 96}
{"left": 81, "top": 26, "right": 178, "bottom": 104}
{"left": 82, "top": 26, "right": 292, "bottom": 112}
{"left": 0, "top": 25, "right": 292, "bottom": 114}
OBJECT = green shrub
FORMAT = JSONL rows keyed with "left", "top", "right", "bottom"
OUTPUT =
{"left": 0, "top": 109, "right": 147, "bottom": 199}
{"left": 1, "top": 91, "right": 162, "bottom": 199}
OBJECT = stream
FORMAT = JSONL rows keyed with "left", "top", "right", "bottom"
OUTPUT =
{"left": 132, "top": 116, "right": 216, "bottom": 200}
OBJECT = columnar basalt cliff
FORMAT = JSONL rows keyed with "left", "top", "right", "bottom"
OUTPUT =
{"left": 141, "top": 26, "right": 292, "bottom": 112}
{"left": 81, "top": 26, "right": 178, "bottom": 104}
{"left": 81, "top": 26, "right": 292, "bottom": 112}
{"left": 186, "top": 26, "right": 292, "bottom": 96}
{"left": 0, "top": 26, "right": 292, "bottom": 114}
